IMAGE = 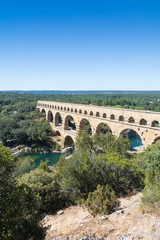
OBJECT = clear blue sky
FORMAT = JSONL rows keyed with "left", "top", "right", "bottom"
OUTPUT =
{"left": 0, "top": 0, "right": 160, "bottom": 90}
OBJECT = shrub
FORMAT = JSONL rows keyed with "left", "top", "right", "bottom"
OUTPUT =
{"left": 16, "top": 156, "right": 35, "bottom": 175}
{"left": 85, "top": 184, "right": 120, "bottom": 215}
{"left": 59, "top": 151, "right": 145, "bottom": 202}
{"left": 141, "top": 142, "right": 160, "bottom": 213}
{"left": 18, "top": 168, "right": 66, "bottom": 214}
{"left": 141, "top": 181, "right": 160, "bottom": 213}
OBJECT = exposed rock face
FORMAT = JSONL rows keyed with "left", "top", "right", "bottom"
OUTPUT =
{"left": 44, "top": 193, "right": 160, "bottom": 240}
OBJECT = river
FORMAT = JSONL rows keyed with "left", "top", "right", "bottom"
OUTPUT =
{"left": 128, "top": 135, "right": 142, "bottom": 149}
{"left": 18, "top": 152, "right": 62, "bottom": 168}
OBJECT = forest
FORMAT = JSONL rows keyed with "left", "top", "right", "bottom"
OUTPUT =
{"left": 0, "top": 91, "right": 160, "bottom": 240}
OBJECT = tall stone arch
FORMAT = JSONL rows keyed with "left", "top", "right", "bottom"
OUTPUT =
{"left": 55, "top": 112, "right": 62, "bottom": 126}
{"left": 47, "top": 110, "right": 54, "bottom": 122}
{"left": 96, "top": 122, "right": 112, "bottom": 135}
{"left": 64, "top": 135, "right": 74, "bottom": 148}
{"left": 64, "top": 115, "right": 77, "bottom": 130}
{"left": 79, "top": 118, "right": 93, "bottom": 135}
{"left": 119, "top": 128, "right": 143, "bottom": 149}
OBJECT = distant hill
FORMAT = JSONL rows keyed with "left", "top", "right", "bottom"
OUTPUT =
{"left": 2, "top": 90, "right": 160, "bottom": 95}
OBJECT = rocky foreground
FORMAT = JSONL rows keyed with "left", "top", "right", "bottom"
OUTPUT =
{"left": 43, "top": 192, "right": 160, "bottom": 240}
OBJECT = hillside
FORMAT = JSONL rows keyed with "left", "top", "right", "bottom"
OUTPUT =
{"left": 44, "top": 192, "right": 160, "bottom": 240}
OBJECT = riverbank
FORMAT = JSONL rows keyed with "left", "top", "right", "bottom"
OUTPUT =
{"left": 11, "top": 145, "right": 62, "bottom": 156}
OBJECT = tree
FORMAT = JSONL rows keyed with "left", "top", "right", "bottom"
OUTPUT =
{"left": 75, "top": 130, "right": 93, "bottom": 152}
{"left": 16, "top": 156, "right": 36, "bottom": 175}
{"left": 0, "top": 145, "right": 46, "bottom": 240}
{"left": 18, "top": 167, "right": 66, "bottom": 214}
{"left": 144, "top": 142, "right": 160, "bottom": 182}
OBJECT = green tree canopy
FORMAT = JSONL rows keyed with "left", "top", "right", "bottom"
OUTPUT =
{"left": 0, "top": 145, "right": 46, "bottom": 240}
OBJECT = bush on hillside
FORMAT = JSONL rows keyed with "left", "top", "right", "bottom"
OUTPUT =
{"left": 16, "top": 156, "right": 36, "bottom": 175}
{"left": 85, "top": 184, "right": 120, "bottom": 215}
{"left": 18, "top": 167, "right": 67, "bottom": 214}
{"left": 59, "top": 151, "right": 145, "bottom": 202}
{"left": 141, "top": 181, "right": 160, "bottom": 213}
{"left": 141, "top": 142, "right": 160, "bottom": 213}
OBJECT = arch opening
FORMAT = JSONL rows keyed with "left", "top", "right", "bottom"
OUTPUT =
{"left": 64, "top": 136, "right": 74, "bottom": 148}
{"left": 128, "top": 117, "right": 135, "bottom": 123}
{"left": 54, "top": 130, "right": 61, "bottom": 136}
{"left": 90, "top": 111, "right": 93, "bottom": 116}
{"left": 153, "top": 137, "right": 160, "bottom": 144}
{"left": 151, "top": 120, "right": 159, "bottom": 127}
{"left": 79, "top": 118, "right": 92, "bottom": 135}
{"left": 103, "top": 113, "right": 106, "bottom": 118}
{"left": 96, "top": 123, "right": 112, "bottom": 135}
{"left": 119, "top": 115, "right": 124, "bottom": 121}
{"left": 64, "top": 115, "right": 76, "bottom": 130}
{"left": 47, "top": 110, "right": 53, "bottom": 122}
{"left": 96, "top": 112, "right": 100, "bottom": 117}
{"left": 139, "top": 118, "right": 147, "bottom": 125}
{"left": 84, "top": 110, "right": 87, "bottom": 115}
{"left": 42, "top": 109, "right": 46, "bottom": 114}
{"left": 120, "top": 129, "right": 143, "bottom": 150}
{"left": 110, "top": 114, "right": 115, "bottom": 120}
{"left": 55, "top": 112, "right": 62, "bottom": 126}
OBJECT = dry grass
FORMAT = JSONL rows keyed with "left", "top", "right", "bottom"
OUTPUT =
{"left": 44, "top": 192, "right": 160, "bottom": 240}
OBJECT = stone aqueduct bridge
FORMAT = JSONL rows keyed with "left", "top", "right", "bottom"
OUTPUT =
{"left": 37, "top": 101, "right": 160, "bottom": 149}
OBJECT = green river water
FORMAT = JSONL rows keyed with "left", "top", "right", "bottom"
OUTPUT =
{"left": 19, "top": 152, "right": 62, "bottom": 168}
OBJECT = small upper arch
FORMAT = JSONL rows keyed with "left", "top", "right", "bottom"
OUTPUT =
{"left": 139, "top": 118, "right": 147, "bottom": 125}
{"left": 96, "top": 112, "right": 100, "bottom": 117}
{"left": 151, "top": 120, "right": 159, "bottom": 127}
{"left": 79, "top": 109, "right": 82, "bottom": 114}
{"left": 128, "top": 117, "right": 135, "bottom": 123}
{"left": 103, "top": 113, "right": 106, "bottom": 118}
{"left": 84, "top": 110, "right": 87, "bottom": 115}
{"left": 119, "top": 115, "right": 124, "bottom": 122}
{"left": 110, "top": 114, "right": 115, "bottom": 120}
{"left": 90, "top": 111, "right": 93, "bottom": 116}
